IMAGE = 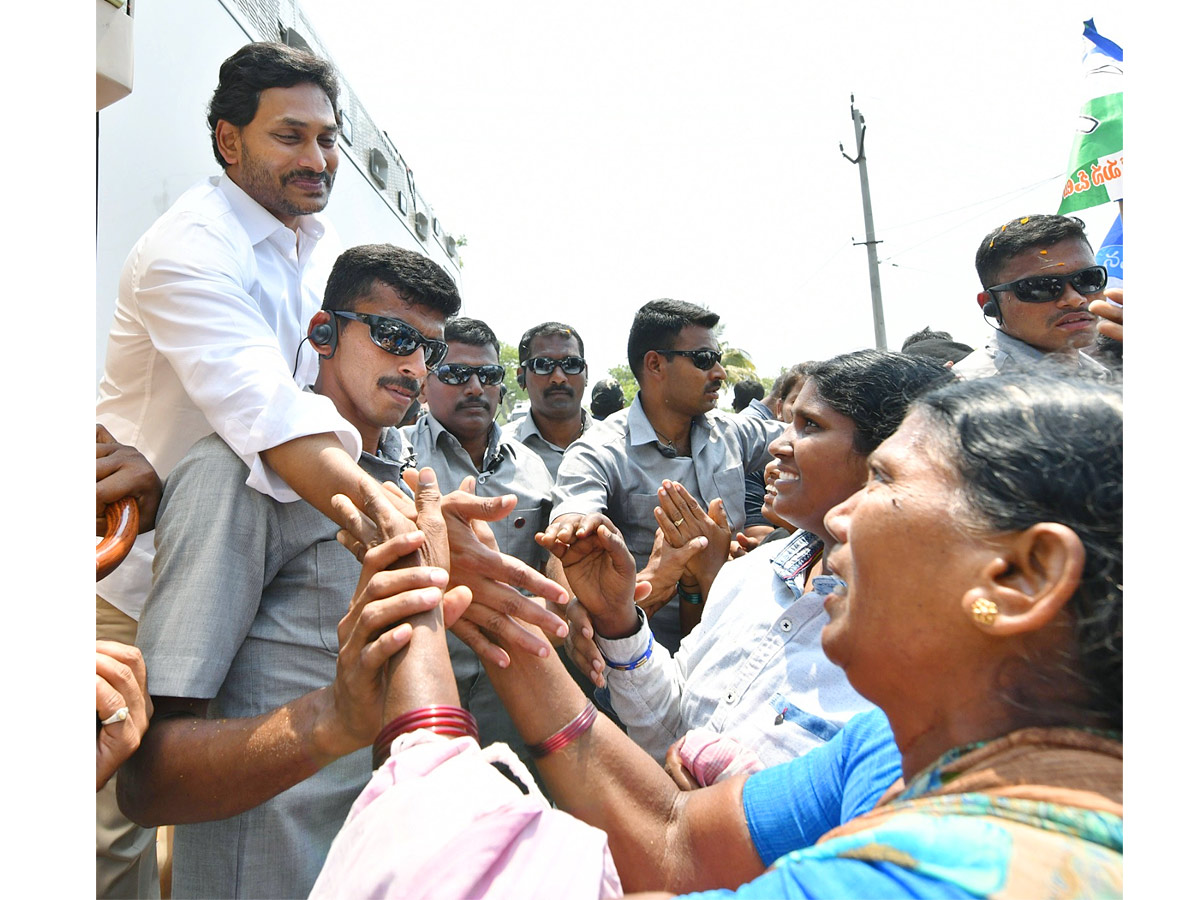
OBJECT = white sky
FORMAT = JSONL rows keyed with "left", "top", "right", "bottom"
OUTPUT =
{"left": 302, "top": 0, "right": 1125, "bottom": 381}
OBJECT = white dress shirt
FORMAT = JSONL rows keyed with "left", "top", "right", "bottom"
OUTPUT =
{"left": 96, "top": 174, "right": 357, "bottom": 619}
{"left": 597, "top": 532, "right": 872, "bottom": 768}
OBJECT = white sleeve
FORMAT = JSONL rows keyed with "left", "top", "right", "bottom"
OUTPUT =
{"left": 596, "top": 608, "right": 691, "bottom": 764}
{"left": 132, "top": 215, "right": 360, "bottom": 500}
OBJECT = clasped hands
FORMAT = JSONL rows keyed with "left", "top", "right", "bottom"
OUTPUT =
{"left": 330, "top": 467, "right": 569, "bottom": 671}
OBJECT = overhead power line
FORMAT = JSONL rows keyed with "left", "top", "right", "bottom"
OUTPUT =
{"left": 879, "top": 172, "right": 1065, "bottom": 233}
{"left": 879, "top": 172, "right": 1065, "bottom": 263}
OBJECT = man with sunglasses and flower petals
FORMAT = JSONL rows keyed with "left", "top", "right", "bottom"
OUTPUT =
{"left": 503, "top": 322, "right": 592, "bottom": 479}
{"left": 955, "top": 214, "right": 1112, "bottom": 378}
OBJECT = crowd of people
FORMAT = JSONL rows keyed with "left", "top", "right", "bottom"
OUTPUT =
{"left": 95, "top": 41, "right": 1123, "bottom": 900}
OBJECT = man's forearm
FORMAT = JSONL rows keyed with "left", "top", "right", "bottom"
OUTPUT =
{"left": 261, "top": 433, "right": 375, "bottom": 522}
{"left": 117, "top": 687, "right": 356, "bottom": 827}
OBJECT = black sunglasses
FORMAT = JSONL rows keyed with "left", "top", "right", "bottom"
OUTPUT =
{"left": 654, "top": 348, "right": 723, "bottom": 370}
{"left": 434, "top": 363, "right": 506, "bottom": 386}
{"left": 986, "top": 265, "right": 1108, "bottom": 304}
{"left": 523, "top": 356, "right": 587, "bottom": 376}
{"left": 331, "top": 311, "right": 449, "bottom": 366}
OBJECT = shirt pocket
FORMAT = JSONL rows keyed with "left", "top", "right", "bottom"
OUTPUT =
{"left": 314, "top": 539, "right": 361, "bottom": 653}
{"left": 768, "top": 691, "right": 843, "bottom": 742}
{"left": 488, "top": 502, "right": 551, "bottom": 572}
{"left": 713, "top": 463, "right": 748, "bottom": 530}
{"left": 615, "top": 491, "right": 663, "bottom": 561}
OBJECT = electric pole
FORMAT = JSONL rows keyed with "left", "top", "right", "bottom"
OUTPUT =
{"left": 840, "top": 95, "right": 887, "bottom": 350}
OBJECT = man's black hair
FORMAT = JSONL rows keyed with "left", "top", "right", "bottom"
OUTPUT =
{"left": 732, "top": 378, "right": 765, "bottom": 411}
{"left": 517, "top": 322, "right": 585, "bottom": 363}
{"left": 445, "top": 317, "right": 501, "bottom": 356}
{"left": 207, "top": 42, "right": 341, "bottom": 169}
{"left": 975, "top": 215, "right": 1091, "bottom": 288}
{"left": 323, "top": 244, "right": 462, "bottom": 318}
{"left": 627, "top": 299, "right": 720, "bottom": 381}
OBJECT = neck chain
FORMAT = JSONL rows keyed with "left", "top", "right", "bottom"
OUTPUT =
{"left": 653, "top": 425, "right": 689, "bottom": 452}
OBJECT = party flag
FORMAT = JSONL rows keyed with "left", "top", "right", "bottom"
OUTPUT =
{"left": 1096, "top": 211, "right": 1123, "bottom": 289}
{"left": 1058, "top": 19, "right": 1123, "bottom": 214}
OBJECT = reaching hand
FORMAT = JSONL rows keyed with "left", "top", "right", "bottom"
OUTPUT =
{"left": 653, "top": 481, "right": 732, "bottom": 588}
{"left": 328, "top": 530, "right": 456, "bottom": 755}
{"left": 96, "top": 425, "right": 163, "bottom": 535}
{"left": 537, "top": 515, "right": 651, "bottom": 639}
{"left": 635, "top": 527, "right": 708, "bottom": 619}
{"left": 558, "top": 598, "right": 607, "bottom": 688}
{"left": 334, "top": 471, "right": 569, "bottom": 669}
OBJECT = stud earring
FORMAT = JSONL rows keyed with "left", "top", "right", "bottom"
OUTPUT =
{"left": 971, "top": 597, "right": 998, "bottom": 626}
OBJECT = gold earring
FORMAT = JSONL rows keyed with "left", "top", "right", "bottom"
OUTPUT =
{"left": 971, "top": 597, "right": 998, "bottom": 626}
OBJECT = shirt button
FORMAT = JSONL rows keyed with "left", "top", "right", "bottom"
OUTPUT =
{"left": 725, "top": 691, "right": 736, "bottom": 704}
{"left": 513, "top": 516, "right": 526, "bottom": 529}
{"left": 780, "top": 619, "right": 792, "bottom": 632}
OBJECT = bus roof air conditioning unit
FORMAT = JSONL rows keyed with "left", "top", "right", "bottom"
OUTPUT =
{"left": 368, "top": 148, "right": 389, "bottom": 188}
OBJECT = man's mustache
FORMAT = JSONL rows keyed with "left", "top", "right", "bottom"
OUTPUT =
{"left": 283, "top": 169, "right": 333, "bottom": 187}
{"left": 378, "top": 375, "right": 421, "bottom": 394}
{"left": 456, "top": 399, "right": 493, "bottom": 411}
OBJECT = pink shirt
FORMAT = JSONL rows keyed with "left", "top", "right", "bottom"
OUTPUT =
{"left": 311, "top": 730, "right": 622, "bottom": 899}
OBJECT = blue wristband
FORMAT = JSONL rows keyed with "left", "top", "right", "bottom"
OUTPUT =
{"left": 599, "top": 608, "right": 655, "bottom": 670}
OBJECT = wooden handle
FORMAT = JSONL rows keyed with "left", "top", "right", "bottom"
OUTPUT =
{"left": 97, "top": 497, "right": 139, "bottom": 581}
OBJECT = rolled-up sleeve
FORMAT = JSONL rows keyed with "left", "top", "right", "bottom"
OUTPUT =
{"left": 549, "top": 440, "right": 613, "bottom": 522}
{"left": 597, "top": 612, "right": 691, "bottom": 763}
{"left": 133, "top": 215, "right": 360, "bottom": 500}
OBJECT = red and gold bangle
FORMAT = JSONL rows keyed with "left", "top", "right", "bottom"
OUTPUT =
{"left": 373, "top": 705, "right": 479, "bottom": 768}
{"left": 526, "top": 701, "right": 598, "bottom": 759}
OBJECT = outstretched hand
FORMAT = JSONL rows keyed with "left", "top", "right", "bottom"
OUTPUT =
{"left": 328, "top": 529, "right": 457, "bottom": 755}
{"left": 537, "top": 515, "right": 651, "bottom": 639}
{"left": 333, "top": 470, "right": 569, "bottom": 669}
{"left": 653, "top": 481, "right": 732, "bottom": 587}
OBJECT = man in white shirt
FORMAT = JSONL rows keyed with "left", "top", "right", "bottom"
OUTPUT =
{"left": 95, "top": 42, "right": 567, "bottom": 896}
{"left": 95, "top": 41, "right": 348, "bottom": 897}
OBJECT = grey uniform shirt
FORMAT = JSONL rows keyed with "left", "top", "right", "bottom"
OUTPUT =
{"left": 551, "top": 393, "right": 783, "bottom": 651}
{"left": 403, "top": 414, "right": 554, "bottom": 571}
{"left": 954, "top": 328, "right": 1109, "bottom": 379}
{"left": 500, "top": 408, "right": 592, "bottom": 480}
{"left": 136, "top": 427, "right": 410, "bottom": 900}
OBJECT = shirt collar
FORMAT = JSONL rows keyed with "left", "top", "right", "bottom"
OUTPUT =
{"left": 990, "top": 328, "right": 1109, "bottom": 374}
{"left": 990, "top": 328, "right": 1051, "bottom": 366}
{"left": 769, "top": 530, "right": 825, "bottom": 598}
{"left": 515, "top": 407, "right": 591, "bottom": 444}
{"left": 627, "top": 393, "right": 710, "bottom": 448}
{"left": 214, "top": 172, "right": 327, "bottom": 247}
{"left": 425, "top": 413, "right": 506, "bottom": 472}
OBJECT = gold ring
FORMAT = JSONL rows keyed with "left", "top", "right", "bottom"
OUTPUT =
{"left": 673, "top": 517, "right": 684, "bottom": 527}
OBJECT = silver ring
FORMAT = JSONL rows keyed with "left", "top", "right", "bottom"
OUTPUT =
{"left": 672, "top": 517, "right": 684, "bottom": 527}
{"left": 100, "top": 706, "right": 129, "bottom": 727}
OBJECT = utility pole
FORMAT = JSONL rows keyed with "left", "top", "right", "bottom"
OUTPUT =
{"left": 840, "top": 95, "right": 887, "bottom": 350}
